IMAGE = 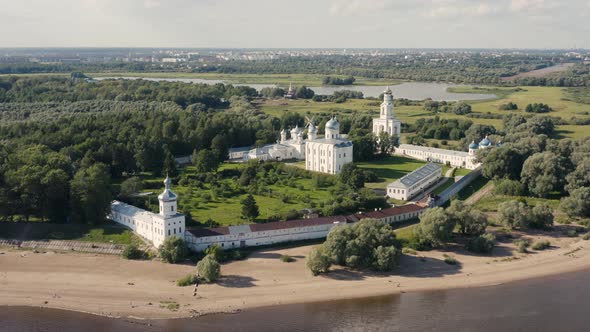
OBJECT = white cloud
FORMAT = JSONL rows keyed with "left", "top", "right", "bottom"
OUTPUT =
{"left": 510, "top": 0, "right": 546, "bottom": 11}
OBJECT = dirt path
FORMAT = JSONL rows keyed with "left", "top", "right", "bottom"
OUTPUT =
{"left": 465, "top": 182, "right": 495, "bottom": 205}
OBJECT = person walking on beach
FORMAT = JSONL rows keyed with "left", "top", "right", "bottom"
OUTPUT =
{"left": 193, "top": 274, "right": 199, "bottom": 297}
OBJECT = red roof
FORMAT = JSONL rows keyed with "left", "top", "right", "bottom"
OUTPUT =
{"left": 188, "top": 227, "right": 229, "bottom": 237}
{"left": 355, "top": 204, "right": 424, "bottom": 220}
{"left": 249, "top": 215, "right": 353, "bottom": 232}
{"left": 188, "top": 204, "right": 425, "bottom": 239}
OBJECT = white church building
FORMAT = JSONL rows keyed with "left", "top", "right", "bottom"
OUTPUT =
{"left": 305, "top": 117, "right": 353, "bottom": 174}
{"left": 238, "top": 116, "right": 353, "bottom": 175}
{"left": 109, "top": 176, "right": 186, "bottom": 248}
{"left": 373, "top": 87, "right": 402, "bottom": 138}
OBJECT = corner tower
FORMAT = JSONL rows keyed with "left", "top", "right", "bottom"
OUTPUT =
{"left": 158, "top": 176, "right": 178, "bottom": 218}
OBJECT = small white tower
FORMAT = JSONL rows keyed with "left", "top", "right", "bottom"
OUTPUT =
{"left": 468, "top": 141, "right": 478, "bottom": 156}
{"left": 381, "top": 86, "right": 395, "bottom": 119}
{"left": 308, "top": 123, "right": 317, "bottom": 141}
{"left": 325, "top": 117, "right": 340, "bottom": 139}
{"left": 290, "top": 125, "right": 301, "bottom": 141}
{"left": 280, "top": 129, "right": 287, "bottom": 143}
{"left": 158, "top": 175, "right": 178, "bottom": 218}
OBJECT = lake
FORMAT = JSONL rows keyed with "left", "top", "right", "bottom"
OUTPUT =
{"left": 2, "top": 269, "right": 589, "bottom": 331}
{"left": 96, "top": 77, "right": 496, "bottom": 101}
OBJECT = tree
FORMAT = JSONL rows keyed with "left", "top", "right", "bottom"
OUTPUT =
{"left": 372, "top": 245, "right": 401, "bottom": 271}
{"left": 211, "top": 134, "right": 229, "bottom": 162}
{"left": 465, "top": 233, "right": 495, "bottom": 254}
{"left": 530, "top": 203, "right": 554, "bottom": 229}
{"left": 70, "top": 163, "right": 112, "bottom": 225}
{"left": 525, "top": 103, "right": 552, "bottom": 113}
{"left": 560, "top": 187, "right": 590, "bottom": 218}
{"left": 377, "top": 131, "right": 396, "bottom": 156}
{"left": 197, "top": 255, "right": 221, "bottom": 283}
{"left": 120, "top": 176, "right": 143, "bottom": 197}
{"left": 565, "top": 159, "right": 590, "bottom": 193}
{"left": 452, "top": 102, "right": 472, "bottom": 115}
{"left": 162, "top": 148, "right": 177, "bottom": 177}
{"left": 158, "top": 236, "right": 189, "bottom": 263}
{"left": 339, "top": 163, "right": 365, "bottom": 190}
{"left": 241, "top": 194, "right": 259, "bottom": 221}
{"left": 306, "top": 246, "right": 332, "bottom": 276}
{"left": 521, "top": 152, "right": 566, "bottom": 197}
{"left": 497, "top": 200, "right": 530, "bottom": 229}
{"left": 481, "top": 147, "right": 525, "bottom": 180}
{"left": 193, "top": 149, "right": 219, "bottom": 173}
{"left": 447, "top": 200, "right": 488, "bottom": 236}
{"left": 413, "top": 207, "right": 455, "bottom": 248}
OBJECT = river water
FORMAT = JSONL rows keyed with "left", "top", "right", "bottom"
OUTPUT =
{"left": 96, "top": 77, "right": 496, "bottom": 101}
{"left": 2, "top": 269, "right": 589, "bottom": 332}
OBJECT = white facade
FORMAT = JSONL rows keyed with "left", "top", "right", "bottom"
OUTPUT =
{"left": 185, "top": 204, "right": 426, "bottom": 252}
{"left": 395, "top": 144, "right": 481, "bottom": 170}
{"left": 109, "top": 177, "right": 185, "bottom": 248}
{"left": 373, "top": 87, "right": 402, "bottom": 138}
{"left": 387, "top": 163, "right": 442, "bottom": 201}
{"left": 305, "top": 117, "right": 353, "bottom": 175}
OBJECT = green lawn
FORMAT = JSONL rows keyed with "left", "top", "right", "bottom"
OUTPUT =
{"left": 433, "top": 178, "right": 455, "bottom": 195}
{"left": 455, "top": 175, "right": 491, "bottom": 201}
{"left": 356, "top": 156, "right": 427, "bottom": 189}
{"left": 454, "top": 168, "right": 472, "bottom": 177}
{"left": 473, "top": 195, "right": 561, "bottom": 212}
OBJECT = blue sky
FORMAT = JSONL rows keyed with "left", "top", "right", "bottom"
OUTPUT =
{"left": 1, "top": 0, "right": 588, "bottom": 48}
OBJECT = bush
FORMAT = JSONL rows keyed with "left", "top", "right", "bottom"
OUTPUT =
{"left": 197, "top": 255, "right": 221, "bottom": 283}
{"left": 121, "top": 244, "right": 145, "bottom": 260}
{"left": 176, "top": 273, "right": 198, "bottom": 287}
{"left": 494, "top": 179, "right": 526, "bottom": 196}
{"left": 205, "top": 243, "right": 225, "bottom": 262}
{"left": 443, "top": 254, "right": 458, "bottom": 265}
{"left": 465, "top": 233, "right": 496, "bottom": 254}
{"left": 280, "top": 254, "right": 295, "bottom": 263}
{"left": 306, "top": 247, "right": 332, "bottom": 276}
{"left": 531, "top": 240, "right": 551, "bottom": 250}
{"left": 525, "top": 103, "right": 552, "bottom": 113}
{"left": 529, "top": 203, "right": 554, "bottom": 229}
{"left": 497, "top": 200, "right": 530, "bottom": 229}
{"left": 513, "top": 239, "right": 531, "bottom": 253}
{"left": 582, "top": 233, "right": 590, "bottom": 240}
{"left": 158, "top": 236, "right": 189, "bottom": 264}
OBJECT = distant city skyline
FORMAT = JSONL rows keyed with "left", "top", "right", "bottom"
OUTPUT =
{"left": 1, "top": 0, "right": 589, "bottom": 49}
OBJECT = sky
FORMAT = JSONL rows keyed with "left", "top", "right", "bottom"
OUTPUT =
{"left": 0, "top": 0, "right": 589, "bottom": 49}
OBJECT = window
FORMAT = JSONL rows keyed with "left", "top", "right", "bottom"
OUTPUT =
{"left": 168, "top": 230, "right": 171, "bottom": 236}
{"left": 171, "top": 206, "right": 174, "bottom": 212}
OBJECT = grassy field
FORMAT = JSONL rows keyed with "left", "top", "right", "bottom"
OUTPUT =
{"left": 258, "top": 85, "right": 590, "bottom": 140}
{"left": 472, "top": 194, "right": 561, "bottom": 212}
{"left": 356, "top": 156, "right": 427, "bottom": 189}
{"left": 88, "top": 72, "right": 402, "bottom": 87}
{"left": 0, "top": 222, "right": 141, "bottom": 245}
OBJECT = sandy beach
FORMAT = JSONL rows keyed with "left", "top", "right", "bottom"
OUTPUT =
{"left": 1, "top": 228, "right": 589, "bottom": 320}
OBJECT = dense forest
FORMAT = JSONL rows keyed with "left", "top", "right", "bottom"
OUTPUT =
{"left": 0, "top": 76, "right": 384, "bottom": 224}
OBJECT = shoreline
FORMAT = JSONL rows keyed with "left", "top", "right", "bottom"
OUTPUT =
{"left": 1, "top": 229, "right": 589, "bottom": 320}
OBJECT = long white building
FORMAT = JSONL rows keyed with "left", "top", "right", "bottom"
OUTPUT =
{"left": 387, "top": 163, "right": 442, "bottom": 201}
{"left": 185, "top": 204, "right": 426, "bottom": 252}
{"left": 305, "top": 117, "right": 353, "bottom": 174}
{"left": 373, "top": 87, "right": 402, "bottom": 138}
{"left": 109, "top": 176, "right": 185, "bottom": 248}
{"left": 395, "top": 142, "right": 482, "bottom": 170}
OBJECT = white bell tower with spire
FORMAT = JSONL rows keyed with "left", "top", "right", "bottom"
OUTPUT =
{"left": 372, "top": 86, "right": 402, "bottom": 138}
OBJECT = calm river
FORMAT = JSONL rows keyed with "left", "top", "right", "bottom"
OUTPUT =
{"left": 96, "top": 77, "right": 496, "bottom": 101}
{"left": 2, "top": 269, "right": 589, "bottom": 332}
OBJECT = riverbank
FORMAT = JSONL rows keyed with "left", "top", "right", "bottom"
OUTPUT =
{"left": 1, "top": 228, "right": 589, "bottom": 320}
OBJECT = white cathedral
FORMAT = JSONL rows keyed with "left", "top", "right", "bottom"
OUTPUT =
{"left": 373, "top": 87, "right": 402, "bottom": 138}
{"left": 240, "top": 116, "right": 353, "bottom": 175}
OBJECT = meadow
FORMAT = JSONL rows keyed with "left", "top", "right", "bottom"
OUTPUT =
{"left": 89, "top": 72, "right": 401, "bottom": 87}
{"left": 258, "top": 85, "right": 590, "bottom": 140}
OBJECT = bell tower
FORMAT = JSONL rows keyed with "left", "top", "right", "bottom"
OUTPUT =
{"left": 381, "top": 86, "right": 395, "bottom": 120}
{"left": 158, "top": 176, "right": 178, "bottom": 218}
